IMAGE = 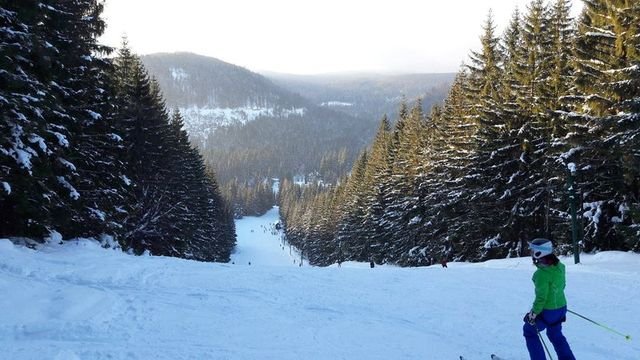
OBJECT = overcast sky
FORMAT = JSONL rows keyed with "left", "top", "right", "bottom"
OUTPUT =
{"left": 100, "top": 0, "right": 583, "bottom": 75}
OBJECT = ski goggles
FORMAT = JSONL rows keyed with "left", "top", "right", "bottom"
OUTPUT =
{"left": 529, "top": 242, "right": 552, "bottom": 258}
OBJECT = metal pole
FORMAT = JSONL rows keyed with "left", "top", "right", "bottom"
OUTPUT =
{"left": 568, "top": 165, "right": 580, "bottom": 264}
{"left": 567, "top": 309, "right": 632, "bottom": 340}
{"left": 537, "top": 327, "right": 555, "bottom": 360}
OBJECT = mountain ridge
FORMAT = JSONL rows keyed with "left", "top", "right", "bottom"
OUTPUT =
{"left": 141, "top": 52, "right": 314, "bottom": 148}
{"left": 264, "top": 70, "right": 455, "bottom": 120}
{"left": 140, "top": 52, "right": 453, "bottom": 188}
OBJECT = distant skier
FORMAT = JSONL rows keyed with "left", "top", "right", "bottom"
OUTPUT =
{"left": 440, "top": 257, "right": 448, "bottom": 268}
{"left": 523, "top": 238, "right": 576, "bottom": 360}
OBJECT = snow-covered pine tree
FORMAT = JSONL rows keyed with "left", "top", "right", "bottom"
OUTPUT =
{"left": 111, "top": 43, "right": 179, "bottom": 255}
{"left": 462, "top": 0, "right": 575, "bottom": 259}
{"left": 202, "top": 166, "right": 237, "bottom": 262}
{"left": 0, "top": 2, "right": 54, "bottom": 237}
{"left": 540, "top": 0, "right": 577, "bottom": 246}
{"left": 498, "top": 0, "right": 554, "bottom": 251}
{"left": 373, "top": 102, "right": 423, "bottom": 263}
{"left": 418, "top": 72, "right": 478, "bottom": 263}
{"left": 0, "top": 0, "right": 129, "bottom": 240}
{"left": 303, "top": 185, "right": 337, "bottom": 266}
{"left": 333, "top": 150, "right": 369, "bottom": 262}
{"left": 42, "top": 0, "right": 133, "bottom": 239}
{"left": 111, "top": 46, "right": 237, "bottom": 260}
{"left": 455, "top": 11, "right": 510, "bottom": 259}
{"left": 326, "top": 178, "right": 348, "bottom": 264}
{"left": 564, "top": 0, "right": 640, "bottom": 251}
{"left": 388, "top": 101, "right": 433, "bottom": 264}
{"left": 360, "top": 116, "right": 394, "bottom": 263}
{"left": 165, "top": 108, "right": 235, "bottom": 261}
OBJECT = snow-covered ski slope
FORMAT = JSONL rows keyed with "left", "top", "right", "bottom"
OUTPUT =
{"left": 1, "top": 207, "right": 638, "bottom": 359}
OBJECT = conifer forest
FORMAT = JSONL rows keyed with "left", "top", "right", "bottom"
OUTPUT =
{"left": 279, "top": 0, "right": 640, "bottom": 266}
{"left": 1, "top": 0, "right": 638, "bottom": 266}
{"left": 0, "top": 1, "right": 236, "bottom": 261}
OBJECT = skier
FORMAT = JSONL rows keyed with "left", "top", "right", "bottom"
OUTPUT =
{"left": 523, "top": 238, "right": 576, "bottom": 360}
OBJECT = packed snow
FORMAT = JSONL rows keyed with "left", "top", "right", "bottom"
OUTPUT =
{"left": 1, "top": 206, "right": 638, "bottom": 360}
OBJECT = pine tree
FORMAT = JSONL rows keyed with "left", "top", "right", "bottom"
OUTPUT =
{"left": 48, "top": 0, "right": 133, "bottom": 239}
{"left": 416, "top": 72, "right": 478, "bottom": 263}
{"left": 111, "top": 43, "right": 180, "bottom": 255}
{"left": 384, "top": 101, "right": 429, "bottom": 263}
{"left": 455, "top": 11, "right": 512, "bottom": 259}
{"left": 565, "top": 0, "right": 640, "bottom": 251}
{"left": 536, "top": 0, "right": 577, "bottom": 246}
{"left": 0, "top": 1, "right": 54, "bottom": 237}
{"left": 334, "top": 150, "right": 369, "bottom": 261}
{"left": 0, "top": 0, "right": 131, "bottom": 240}
{"left": 489, "top": 0, "right": 576, "bottom": 255}
{"left": 501, "top": 8, "right": 523, "bottom": 108}
{"left": 360, "top": 116, "right": 393, "bottom": 263}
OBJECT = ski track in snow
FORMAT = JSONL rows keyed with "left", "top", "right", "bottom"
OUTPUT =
{"left": 0, "top": 206, "right": 639, "bottom": 359}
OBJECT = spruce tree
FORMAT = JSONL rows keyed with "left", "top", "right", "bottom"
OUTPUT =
{"left": 566, "top": 0, "right": 640, "bottom": 251}
{"left": 456, "top": 11, "right": 512, "bottom": 259}
{"left": 417, "top": 72, "right": 478, "bottom": 263}
{"left": 334, "top": 151, "right": 369, "bottom": 261}
{"left": 360, "top": 116, "right": 393, "bottom": 263}
{"left": 0, "top": 0, "right": 130, "bottom": 240}
{"left": 0, "top": 1, "right": 53, "bottom": 237}
{"left": 384, "top": 101, "right": 429, "bottom": 263}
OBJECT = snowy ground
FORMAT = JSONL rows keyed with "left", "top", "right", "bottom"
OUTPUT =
{"left": 1, "top": 206, "right": 638, "bottom": 360}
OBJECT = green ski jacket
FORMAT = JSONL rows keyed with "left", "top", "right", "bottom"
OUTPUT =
{"left": 531, "top": 261, "right": 568, "bottom": 314}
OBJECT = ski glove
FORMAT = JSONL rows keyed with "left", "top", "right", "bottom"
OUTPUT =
{"left": 524, "top": 311, "right": 537, "bottom": 325}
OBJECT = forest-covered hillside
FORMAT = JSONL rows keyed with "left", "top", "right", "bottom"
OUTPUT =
{"left": 142, "top": 53, "right": 453, "bottom": 217}
{"left": 279, "top": 0, "right": 640, "bottom": 265}
{"left": 141, "top": 53, "right": 309, "bottom": 148}
{"left": 143, "top": 52, "right": 305, "bottom": 109}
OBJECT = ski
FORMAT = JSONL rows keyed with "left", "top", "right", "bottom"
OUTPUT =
{"left": 460, "top": 354, "right": 504, "bottom": 360}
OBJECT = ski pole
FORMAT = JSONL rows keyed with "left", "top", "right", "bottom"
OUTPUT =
{"left": 568, "top": 309, "right": 632, "bottom": 341}
{"left": 536, "top": 327, "right": 554, "bottom": 360}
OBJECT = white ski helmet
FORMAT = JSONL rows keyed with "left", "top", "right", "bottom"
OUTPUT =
{"left": 529, "top": 238, "right": 553, "bottom": 259}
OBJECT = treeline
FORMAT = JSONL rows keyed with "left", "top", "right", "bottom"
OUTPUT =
{"left": 221, "top": 178, "right": 276, "bottom": 218}
{"left": 203, "top": 107, "right": 366, "bottom": 217}
{"left": 0, "top": 1, "right": 235, "bottom": 261}
{"left": 279, "top": 0, "right": 639, "bottom": 266}
{"left": 204, "top": 108, "right": 367, "bottom": 185}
